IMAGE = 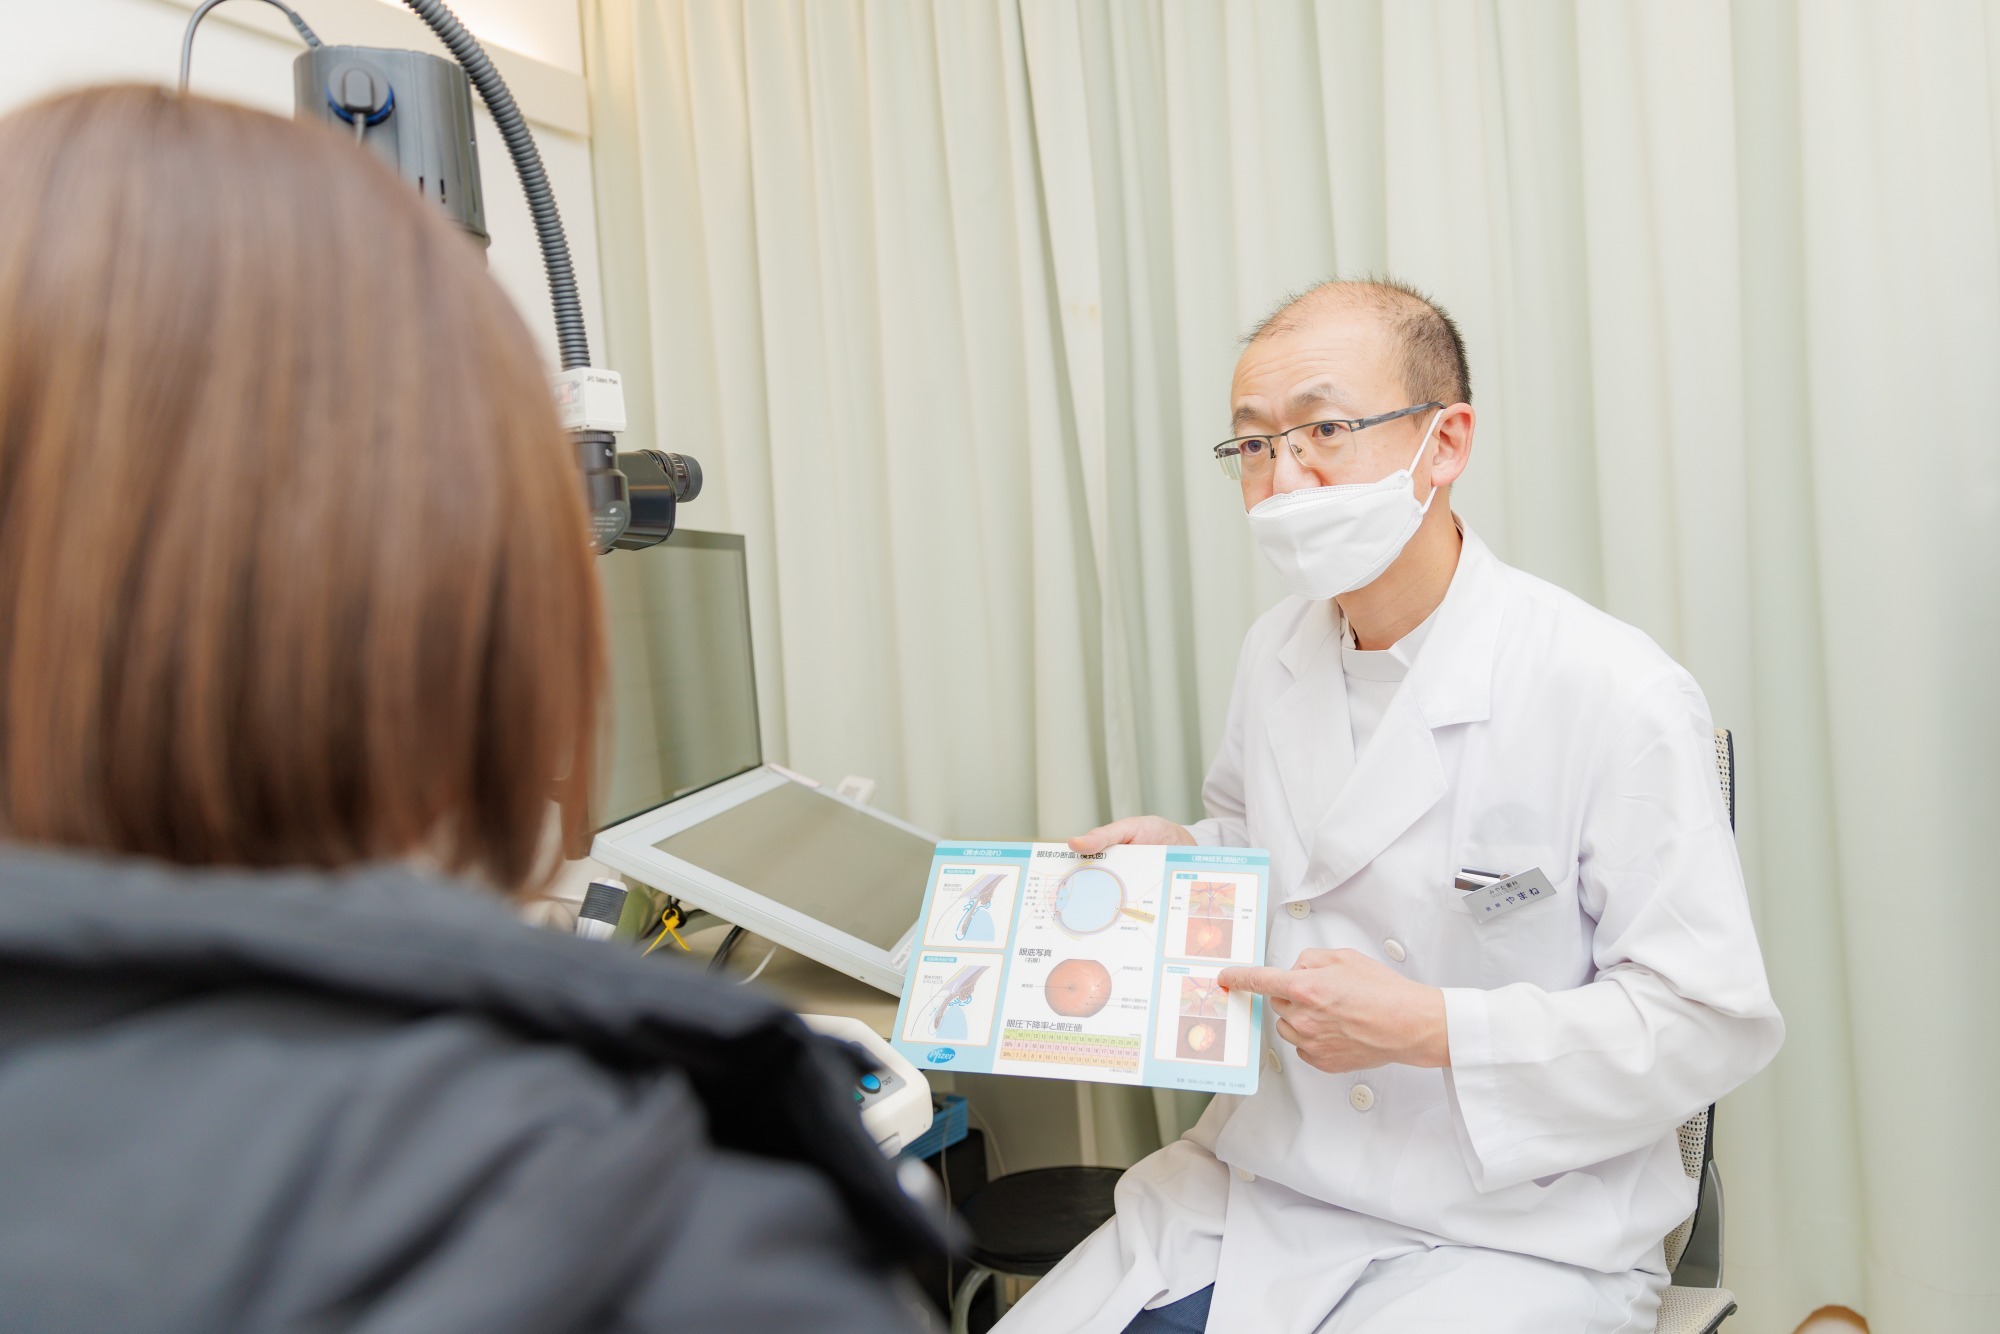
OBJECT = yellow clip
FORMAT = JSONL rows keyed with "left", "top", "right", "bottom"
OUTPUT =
{"left": 642, "top": 907, "right": 691, "bottom": 957}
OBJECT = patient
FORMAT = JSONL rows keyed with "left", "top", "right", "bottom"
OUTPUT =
{"left": 0, "top": 86, "right": 936, "bottom": 1331}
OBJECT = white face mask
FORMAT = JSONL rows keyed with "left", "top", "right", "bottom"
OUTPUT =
{"left": 1245, "top": 409, "right": 1444, "bottom": 600}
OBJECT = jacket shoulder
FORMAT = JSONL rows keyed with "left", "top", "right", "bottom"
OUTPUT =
{"left": 1490, "top": 560, "right": 1700, "bottom": 708}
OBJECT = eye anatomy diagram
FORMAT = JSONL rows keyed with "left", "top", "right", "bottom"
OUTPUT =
{"left": 952, "top": 872, "right": 1005, "bottom": 942}
{"left": 923, "top": 964, "right": 987, "bottom": 1038}
{"left": 1188, "top": 880, "right": 1236, "bottom": 917}
{"left": 1044, "top": 958, "right": 1114, "bottom": 1018}
{"left": 1154, "top": 963, "right": 1251, "bottom": 1068}
{"left": 1165, "top": 871, "right": 1258, "bottom": 964}
{"left": 1185, "top": 917, "right": 1232, "bottom": 959}
{"left": 922, "top": 865, "right": 1021, "bottom": 948}
{"left": 894, "top": 842, "right": 1270, "bottom": 1094}
{"left": 1051, "top": 865, "right": 1156, "bottom": 938}
{"left": 1178, "top": 975, "right": 1227, "bottom": 1018}
{"left": 902, "top": 956, "right": 999, "bottom": 1046}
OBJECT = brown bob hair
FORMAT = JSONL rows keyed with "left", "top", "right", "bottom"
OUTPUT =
{"left": 0, "top": 86, "right": 602, "bottom": 891}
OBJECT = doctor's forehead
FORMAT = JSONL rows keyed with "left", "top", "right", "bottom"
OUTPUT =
{"left": 1229, "top": 308, "right": 1402, "bottom": 431}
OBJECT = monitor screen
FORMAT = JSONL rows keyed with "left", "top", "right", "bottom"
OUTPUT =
{"left": 595, "top": 530, "right": 763, "bottom": 828}
{"left": 651, "top": 780, "right": 937, "bottom": 952}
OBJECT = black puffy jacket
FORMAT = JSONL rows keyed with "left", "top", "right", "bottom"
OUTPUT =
{"left": 0, "top": 848, "right": 944, "bottom": 1332}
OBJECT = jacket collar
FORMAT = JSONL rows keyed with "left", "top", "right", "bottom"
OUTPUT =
{"left": 1403, "top": 524, "right": 1505, "bottom": 728}
{"left": 1273, "top": 523, "right": 1505, "bottom": 726}
{"left": 1275, "top": 598, "right": 1342, "bottom": 680}
{"left": 1267, "top": 524, "right": 1510, "bottom": 900}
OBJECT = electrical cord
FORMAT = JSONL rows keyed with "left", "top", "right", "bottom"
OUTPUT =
{"left": 936, "top": 1134, "right": 954, "bottom": 1307}
{"left": 398, "top": 0, "right": 591, "bottom": 371}
{"left": 642, "top": 910, "right": 772, "bottom": 985}
{"left": 966, "top": 1102, "right": 1008, "bottom": 1179}
{"left": 738, "top": 943, "right": 779, "bottom": 985}
{"left": 178, "top": 0, "right": 322, "bottom": 92}
{"left": 706, "top": 924, "right": 747, "bottom": 975}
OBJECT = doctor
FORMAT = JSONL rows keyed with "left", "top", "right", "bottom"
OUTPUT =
{"left": 998, "top": 280, "right": 1784, "bottom": 1333}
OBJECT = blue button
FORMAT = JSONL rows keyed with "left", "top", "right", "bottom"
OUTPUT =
{"left": 860, "top": 1073, "right": 882, "bottom": 1093}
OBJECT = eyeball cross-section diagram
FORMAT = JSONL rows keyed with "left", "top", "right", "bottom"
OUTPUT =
{"left": 902, "top": 955, "right": 1001, "bottom": 1047}
{"left": 1049, "top": 864, "right": 1155, "bottom": 939}
{"left": 922, "top": 865, "right": 1021, "bottom": 948}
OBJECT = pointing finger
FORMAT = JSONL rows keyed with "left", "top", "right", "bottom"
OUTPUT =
{"left": 1217, "top": 965, "right": 1295, "bottom": 1000}
{"left": 1293, "top": 947, "right": 1352, "bottom": 970}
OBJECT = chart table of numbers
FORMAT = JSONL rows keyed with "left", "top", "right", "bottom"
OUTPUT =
{"left": 890, "top": 841, "right": 1270, "bottom": 1095}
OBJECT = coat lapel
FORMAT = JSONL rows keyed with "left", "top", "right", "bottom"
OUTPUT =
{"left": 1264, "top": 604, "right": 1352, "bottom": 847}
{"left": 1294, "top": 684, "right": 1445, "bottom": 898}
{"left": 1287, "top": 528, "right": 1508, "bottom": 902}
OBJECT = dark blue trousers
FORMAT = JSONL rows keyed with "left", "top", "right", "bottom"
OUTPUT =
{"left": 1120, "top": 1285, "right": 1214, "bottom": 1333}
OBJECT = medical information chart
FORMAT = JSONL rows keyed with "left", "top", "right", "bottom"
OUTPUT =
{"left": 890, "top": 842, "right": 1270, "bottom": 1095}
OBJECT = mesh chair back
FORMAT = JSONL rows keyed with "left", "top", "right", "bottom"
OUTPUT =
{"left": 1663, "top": 728, "right": 1733, "bottom": 1277}
{"left": 1662, "top": 1107, "right": 1711, "bottom": 1269}
{"left": 1715, "top": 730, "right": 1735, "bottom": 829}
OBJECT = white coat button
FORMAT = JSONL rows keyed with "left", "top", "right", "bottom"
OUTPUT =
{"left": 1287, "top": 900, "right": 1311, "bottom": 919}
{"left": 1264, "top": 1046, "right": 1282, "bottom": 1074}
{"left": 1349, "top": 1084, "right": 1375, "bottom": 1112}
{"left": 1383, "top": 939, "right": 1406, "bottom": 962}
{"left": 1232, "top": 1165, "right": 1256, "bottom": 1183}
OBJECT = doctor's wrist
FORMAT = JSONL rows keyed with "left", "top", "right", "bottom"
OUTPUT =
{"left": 1403, "top": 985, "right": 1451, "bottom": 1068}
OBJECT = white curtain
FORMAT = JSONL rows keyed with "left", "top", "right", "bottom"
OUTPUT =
{"left": 581, "top": 3, "right": 2000, "bottom": 1329}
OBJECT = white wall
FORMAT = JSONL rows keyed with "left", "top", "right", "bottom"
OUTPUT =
{"left": 363, "top": 0, "right": 582, "bottom": 74}
{"left": 0, "top": 0, "right": 604, "bottom": 371}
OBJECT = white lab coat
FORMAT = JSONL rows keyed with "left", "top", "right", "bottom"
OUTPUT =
{"left": 1000, "top": 528, "right": 1783, "bottom": 1334}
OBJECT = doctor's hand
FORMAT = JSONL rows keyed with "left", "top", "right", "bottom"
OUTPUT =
{"left": 1218, "top": 949, "right": 1449, "bottom": 1074}
{"left": 1067, "top": 816, "right": 1195, "bottom": 854}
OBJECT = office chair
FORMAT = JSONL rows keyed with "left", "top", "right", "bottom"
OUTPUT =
{"left": 1653, "top": 728, "right": 1741, "bottom": 1334}
{"left": 949, "top": 729, "right": 1745, "bottom": 1334}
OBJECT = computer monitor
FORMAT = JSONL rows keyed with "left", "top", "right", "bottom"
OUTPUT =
{"left": 594, "top": 530, "right": 763, "bottom": 827}
{"left": 591, "top": 531, "right": 936, "bottom": 994}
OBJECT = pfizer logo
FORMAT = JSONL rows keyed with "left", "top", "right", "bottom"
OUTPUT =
{"left": 925, "top": 1046, "right": 957, "bottom": 1065}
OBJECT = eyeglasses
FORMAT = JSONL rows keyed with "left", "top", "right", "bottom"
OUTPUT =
{"left": 1212, "top": 402, "right": 1443, "bottom": 480}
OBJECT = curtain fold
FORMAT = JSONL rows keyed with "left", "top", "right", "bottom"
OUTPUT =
{"left": 582, "top": 3, "right": 2000, "bottom": 1328}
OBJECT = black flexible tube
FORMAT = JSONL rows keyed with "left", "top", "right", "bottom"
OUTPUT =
{"left": 707, "top": 925, "right": 748, "bottom": 975}
{"left": 401, "top": 0, "right": 591, "bottom": 371}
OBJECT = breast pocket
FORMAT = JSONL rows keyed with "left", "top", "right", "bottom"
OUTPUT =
{"left": 1450, "top": 844, "right": 1587, "bottom": 989}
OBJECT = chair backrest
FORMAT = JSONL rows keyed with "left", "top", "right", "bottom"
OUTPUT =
{"left": 1715, "top": 729, "right": 1736, "bottom": 830}
{"left": 1662, "top": 728, "right": 1734, "bottom": 1283}
{"left": 1662, "top": 1109, "right": 1713, "bottom": 1270}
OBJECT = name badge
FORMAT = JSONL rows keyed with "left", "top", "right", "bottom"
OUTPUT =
{"left": 1462, "top": 867, "right": 1558, "bottom": 924}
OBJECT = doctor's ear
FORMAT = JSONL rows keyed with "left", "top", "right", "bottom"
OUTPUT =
{"left": 1426, "top": 403, "right": 1475, "bottom": 488}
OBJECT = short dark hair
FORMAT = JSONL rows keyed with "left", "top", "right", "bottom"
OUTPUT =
{"left": 0, "top": 87, "right": 604, "bottom": 892}
{"left": 1246, "top": 277, "right": 1472, "bottom": 408}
